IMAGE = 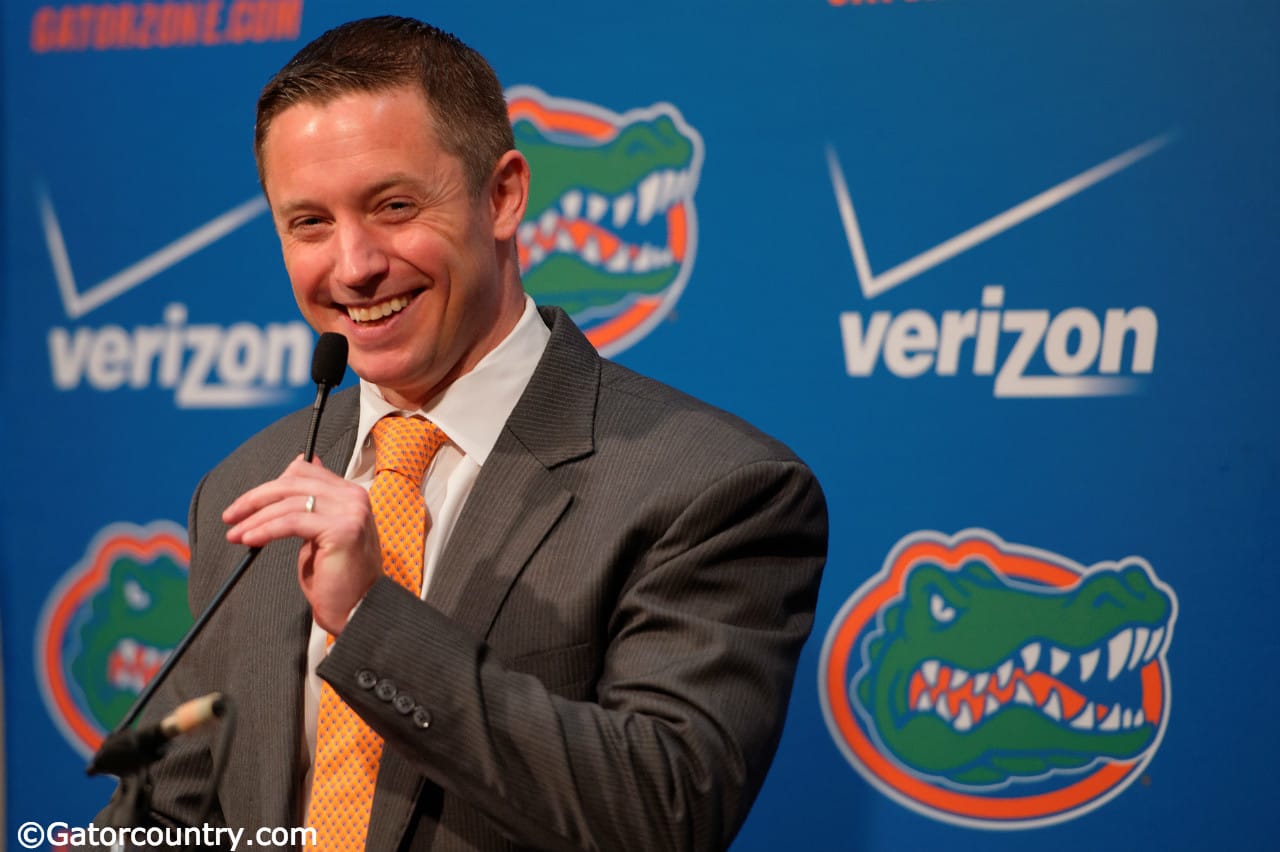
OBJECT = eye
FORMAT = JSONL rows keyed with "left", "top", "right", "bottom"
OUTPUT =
{"left": 929, "top": 593, "right": 956, "bottom": 624}
{"left": 124, "top": 579, "right": 151, "bottom": 610}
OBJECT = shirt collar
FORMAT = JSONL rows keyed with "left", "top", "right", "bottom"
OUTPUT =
{"left": 352, "top": 296, "right": 550, "bottom": 470}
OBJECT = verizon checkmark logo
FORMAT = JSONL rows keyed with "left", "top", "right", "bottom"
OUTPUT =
{"left": 828, "top": 134, "right": 1172, "bottom": 398}
{"left": 40, "top": 187, "right": 314, "bottom": 408}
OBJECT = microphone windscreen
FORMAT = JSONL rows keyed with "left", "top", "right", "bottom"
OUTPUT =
{"left": 311, "top": 332, "right": 349, "bottom": 387}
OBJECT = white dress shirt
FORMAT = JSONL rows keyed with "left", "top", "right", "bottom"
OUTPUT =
{"left": 301, "top": 296, "right": 550, "bottom": 803}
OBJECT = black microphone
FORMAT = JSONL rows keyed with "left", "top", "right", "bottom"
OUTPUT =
{"left": 305, "top": 332, "right": 348, "bottom": 462}
{"left": 91, "top": 332, "right": 350, "bottom": 774}
{"left": 88, "top": 693, "right": 225, "bottom": 776}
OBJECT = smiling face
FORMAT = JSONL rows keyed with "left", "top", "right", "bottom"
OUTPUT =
{"left": 260, "top": 85, "right": 529, "bottom": 409}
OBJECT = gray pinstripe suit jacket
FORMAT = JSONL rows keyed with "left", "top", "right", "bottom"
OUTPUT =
{"left": 119, "top": 306, "right": 827, "bottom": 851}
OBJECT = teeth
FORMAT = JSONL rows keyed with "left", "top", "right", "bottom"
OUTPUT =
{"left": 587, "top": 193, "right": 609, "bottom": 222}
{"left": 605, "top": 248, "right": 629, "bottom": 272}
{"left": 348, "top": 295, "right": 410, "bottom": 323}
{"left": 582, "top": 236, "right": 602, "bottom": 265}
{"left": 936, "top": 697, "right": 953, "bottom": 723}
{"left": 555, "top": 230, "right": 575, "bottom": 253}
{"left": 637, "top": 173, "right": 660, "bottom": 225}
{"left": 1071, "top": 702, "right": 1095, "bottom": 730}
{"left": 1144, "top": 626, "right": 1165, "bottom": 663}
{"left": 916, "top": 692, "right": 934, "bottom": 712}
{"left": 984, "top": 695, "right": 999, "bottom": 717}
{"left": 1013, "top": 681, "right": 1035, "bottom": 707}
{"left": 1122, "top": 709, "right": 1133, "bottom": 729}
{"left": 1107, "top": 629, "right": 1134, "bottom": 681}
{"left": 561, "top": 190, "right": 583, "bottom": 220}
{"left": 1135, "top": 709, "right": 1145, "bottom": 726}
{"left": 613, "top": 193, "right": 635, "bottom": 228}
{"left": 972, "top": 673, "right": 990, "bottom": 694}
{"left": 1043, "top": 690, "right": 1063, "bottom": 721}
{"left": 518, "top": 223, "right": 536, "bottom": 245}
{"left": 921, "top": 660, "right": 940, "bottom": 687}
{"left": 633, "top": 246, "right": 653, "bottom": 273}
{"left": 529, "top": 245, "right": 546, "bottom": 265}
{"left": 1099, "top": 705, "right": 1122, "bottom": 731}
{"left": 996, "top": 660, "right": 1014, "bottom": 689}
{"left": 1128, "top": 627, "right": 1150, "bottom": 670}
{"left": 1080, "top": 648, "right": 1100, "bottom": 683}
{"left": 950, "top": 668, "right": 970, "bottom": 690}
{"left": 953, "top": 703, "right": 974, "bottom": 732}
{"left": 1020, "top": 643, "right": 1041, "bottom": 673}
{"left": 539, "top": 209, "right": 558, "bottom": 235}
{"left": 658, "top": 169, "right": 679, "bottom": 210}
{"left": 1050, "top": 647, "right": 1070, "bottom": 676}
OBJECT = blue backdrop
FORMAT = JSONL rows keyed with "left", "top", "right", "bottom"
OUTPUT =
{"left": 3, "top": 1, "right": 1277, "bottom": 849}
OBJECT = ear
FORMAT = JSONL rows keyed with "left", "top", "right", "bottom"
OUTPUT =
{"left": 488, "top": 149, "right": 530, "bottom": 241}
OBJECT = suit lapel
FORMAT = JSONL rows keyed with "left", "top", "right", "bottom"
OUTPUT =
{"left": 368, "top": 308, "right": 599, "bottom": 850}
{"left": 427, "top": 306, "right": 597, "bottom": 635}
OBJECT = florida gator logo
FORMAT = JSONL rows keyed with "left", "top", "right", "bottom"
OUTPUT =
{"left": 37, "top": 521, "right": 192, "bottom": 757}
{"left": 508, "top": 86, "right": 704, "bottom": 355}
{"left": 820, "top": 529, "right": 1177, "bottom": 829}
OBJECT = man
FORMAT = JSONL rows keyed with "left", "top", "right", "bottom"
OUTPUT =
{"left": 110, "top": 15, "right": 826, "bottom": 851}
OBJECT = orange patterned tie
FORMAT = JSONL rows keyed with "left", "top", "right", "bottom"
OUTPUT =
{"left": 306, "top": 415, "right": 448, "bottom": 851}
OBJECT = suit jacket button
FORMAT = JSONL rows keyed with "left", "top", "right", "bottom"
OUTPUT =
{"left": 356, "top": 669, "right": 377, "bottom": 690}
{"left": 412, "top": 706, "right": 432, "bottom": 729}
{"left": 375, "top": 678, "right": 397, "bottom": 701}
{"left": 393, "top": 693, "right": 415, "bottom": 715}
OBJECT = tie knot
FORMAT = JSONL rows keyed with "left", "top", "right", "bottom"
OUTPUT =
{"left": 370, "top": 416, "right": 447, "bottom": 484}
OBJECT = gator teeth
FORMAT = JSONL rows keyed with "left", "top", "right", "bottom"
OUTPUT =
{"left": 950, "top": 668, "right": 970, "bottom": 690}
{"left": 518, "top": 223, "right": 536, "bottom": 245}
{"left": 984, "top": 695, "right": 999, "bottom": 717}
{"left": 972, "top": 673, "right": 990, "bottom": 694}
{"left": 1145, "top": 627, "right": 1165, "bottom": 662}
{"left": 637, "top": 173, "right": 660, "bottom": 225}
{"left": 554, "top": 231, "right": 575, "bottom": 253}
{"left": 1080, "top": 648, "right": 1100, "bottom": 683}
{"left": 587, "top": 193, "right": 609, "bottom": 223}
{"left": 539, "top": 209, "right": 558, "bottom": 235}
{"left": 605, "top": 248, "right": 629, "bottom": 273}
{"left": 613, "top": 193, "right": 635, "bottom": 228}
{"left": 953, "top": 703, "right": 974, "bottom": 732}
{"left": 1050, "top": 647, "right": 1070, "bottom": 676}
{"left": 1128, "top": 627, "right": 1150, "bottom": 670}
{"left": 916, "top": 692, "right": 934, "bottom": 712}
{"left": 1020, "top": 643, "right": 1041, "bottom": 673}
{"left": 1099, "top": 704, "right": 1122, "bottom": 731}
{"left": 1013, "top": 681, "right": 1035, "bottom": 707}
{"left": 996, "top": 660, "right": 1014, "bottom": 689}
{"left": 921, "top": 660, "right": 940, "bottom": 687}
{"left": 1071, "top": 702, "right": 1095, "bottom": 730}
{"left": 1107, "top": 629, "right": 1134, "bottom": 681}
{"left": 1135, "top": 709, "right": 1146, "bottom": 726}
{"left": 582, "top": 236, "right": 602, "bottom": 265}
{"left": 1043, "top": 690, "right": 1063, "bottom": 721}
{"left": 561, "top": 189, "right": 583, "bottom": 220}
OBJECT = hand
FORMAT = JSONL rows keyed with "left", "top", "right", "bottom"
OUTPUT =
{"left": 222, "top": 455, "right": 382, "bottom": 635}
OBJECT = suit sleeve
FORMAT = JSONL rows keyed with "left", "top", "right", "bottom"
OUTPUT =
{"left": 318, "top": 457, "right": 828, "bottom": 851}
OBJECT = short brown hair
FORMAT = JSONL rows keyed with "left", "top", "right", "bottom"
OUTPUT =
{"left": 254, "top": 16, "right": 513, "bottom": 196}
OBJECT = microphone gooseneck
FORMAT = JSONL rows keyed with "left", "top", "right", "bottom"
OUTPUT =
{"left": 90, "top": 332, "right": 349, "bottom": 775}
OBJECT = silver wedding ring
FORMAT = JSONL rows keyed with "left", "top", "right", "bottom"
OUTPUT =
{"left": 304, "top": 495, "right": 316, "bottom": 514}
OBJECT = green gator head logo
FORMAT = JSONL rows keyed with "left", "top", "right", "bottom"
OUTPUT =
{"left": 508, "top": 86, "right": 704, "bottom": 355}
{"left": 820, "top": 529, "right": 1177, "bottom": 829}
{"left": 37, "top": 521, "right": 192, "bottom": 757}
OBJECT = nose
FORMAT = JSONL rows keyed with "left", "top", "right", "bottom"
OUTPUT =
{"left": 331, "top": 219, "right": 390, "bottom": 289}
